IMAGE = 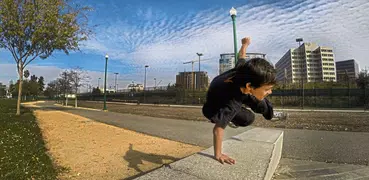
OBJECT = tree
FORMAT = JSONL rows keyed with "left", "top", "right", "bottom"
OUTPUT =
{"left": 0, "top": 85, "right": 5, "bottom": 97}
{"left": 24, "top": 70, "right": 30, "bottom": 79}
{"left": 8, "top": 80, "right": 14, "bottom": 97}
{"left": 38, "top": 76, "right": 45, "bottom": 94}
{"left": 29, "top": 74, "right": 39, "bottom": 98}
{"left": 68, "top": 67, "right": 90, "bottom": 107}
{"left": 58, "top": 70, "right": 73, "bottom": 105}
{"left": 356, "top": 70, "right": 369, "bottom": 89}
{"left": 92, "top": 87, "right": 101, "bottom": 95}
{"left": 44, "top": 80, "right": 59, "bottom": 98}
{"left": 0, "top": 0, "right": 92, "bottom": 115}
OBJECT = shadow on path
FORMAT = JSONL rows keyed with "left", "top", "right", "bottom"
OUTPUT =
{"left": 122, "top": 144, "right": 180, "bottom": 180}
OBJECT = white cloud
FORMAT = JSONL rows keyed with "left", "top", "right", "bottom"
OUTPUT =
{"left": 2, "top": 0, "right": 368, "bottom": 87}
{"left": 79, "top": 0, "right": 369, "bottom": 83}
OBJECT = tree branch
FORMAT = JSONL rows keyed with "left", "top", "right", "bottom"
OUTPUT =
{"left": 23, "top": 52, "right": 41, "bottom": 68}
{"left": 8, "top": 45, "right": 19, "bottom": 64}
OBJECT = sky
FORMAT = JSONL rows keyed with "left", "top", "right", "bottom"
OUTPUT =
{"left": 0, "top": 0, "right": 368, "bottom": 91}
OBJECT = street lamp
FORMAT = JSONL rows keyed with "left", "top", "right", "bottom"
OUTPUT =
{"left": 196, "top": 52, "right": 203, "bottom": 89}
{"left": 296, "top": 38, "right": 304, "bottom": 46}
{"left": 154, "top": 78, "right": 156, "bottom": 90}
{"left": 144, "top": 65, "right": 149, "bottom": 103}
{"left": 296, "top": 38, "right": 304, "bottom": 109}
{"left": 230, "top": 7, "right": 238, "bottom": 65}
{"left": 114, "top": 73, "right": 119, "bottom": 92}
{"left": 103, "top": 54, "right": 108, "bottom": 111}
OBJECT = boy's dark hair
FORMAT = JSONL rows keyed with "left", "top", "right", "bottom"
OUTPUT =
{"left": 231, "top": 58, "right": 277, "bottom": 88}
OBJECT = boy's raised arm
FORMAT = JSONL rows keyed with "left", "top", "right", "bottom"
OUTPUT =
{"left": 238, "top": 37, "right": 251, "bottom": 60}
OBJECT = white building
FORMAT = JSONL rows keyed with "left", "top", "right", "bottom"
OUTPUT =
{"left": 275, "top": 42, "right": 336, "bottom": 83}
{"left": 127, "top": 83, "right": 144, "bottom": 91}
{"left": 219, "top": 53, "right": 267, "bottom": 75}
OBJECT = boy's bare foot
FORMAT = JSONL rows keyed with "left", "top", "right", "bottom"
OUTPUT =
{"left": 215, "top": 154, "right": 236, "bottom": 165}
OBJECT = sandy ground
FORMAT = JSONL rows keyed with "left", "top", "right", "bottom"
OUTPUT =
{"left": 23, "top": 102, "right": 204, "bottom": 180}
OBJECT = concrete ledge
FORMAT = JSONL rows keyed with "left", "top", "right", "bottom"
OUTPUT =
{"left": 135, "top": 127, "right": 284, "bottom": 180}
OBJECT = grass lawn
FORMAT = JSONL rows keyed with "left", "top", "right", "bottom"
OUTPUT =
{"left": 0, "top": 99, "right": 62, "bottom": 179}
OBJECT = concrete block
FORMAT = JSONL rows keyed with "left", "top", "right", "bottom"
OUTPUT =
{"left": 134, "top": 166, "right": 202, "bottom": 180}
{"left": 134, "top": 128, "right": 284, "bottom": 180}
{"left": 169, "top": 139, "right": 274, "bottom": 180}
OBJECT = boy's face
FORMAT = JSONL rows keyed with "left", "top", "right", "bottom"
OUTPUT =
{"left": 244, "top": 83, "right": 274, "bottom": 101}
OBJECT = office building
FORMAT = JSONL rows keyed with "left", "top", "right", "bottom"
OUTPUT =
{"left": 336, "top": 59, "right": 360, "bottom": 82}
{"left": 219, "top": 53, "right": 267, "bottom": 74}
{"left": 176, "top": 71, "right": 209, "bottom": 90}
{"left": 275, "top": 42, "right": 336, "bottom": 83}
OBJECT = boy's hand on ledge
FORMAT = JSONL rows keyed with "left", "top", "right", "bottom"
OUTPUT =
{"left": 215, "top": 153, "right": 236, "bottom": 165}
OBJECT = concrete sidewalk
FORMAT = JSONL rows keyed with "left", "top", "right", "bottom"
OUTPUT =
{"left": 136, "top": 128, "right": 284, "bottom": 180}
{"left": 34, "top": 101, "right": 251, "bottom": 147}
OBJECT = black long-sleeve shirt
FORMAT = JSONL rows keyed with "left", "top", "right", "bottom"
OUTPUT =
{"left": 202, "top": 59, "right": 273, "bottom": 128}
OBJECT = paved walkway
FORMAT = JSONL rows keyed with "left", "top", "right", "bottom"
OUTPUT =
{"left": 34, "top": 102, "right": 250, "bottom": 147}
{"left": 32, "top": 102, "right": 369, "bottom": 179}
{"left": 274, "top": 158, "right": 369, "bottom": 179}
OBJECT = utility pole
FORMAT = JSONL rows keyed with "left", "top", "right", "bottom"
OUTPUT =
{"left": 114, "top": 73, "right": 119, "bottom": 92}
{"left": 296, "top": 38, "right": 304, "bottom": 109}
{"left": 283, "top": 68, "right": 287, "bottom": 109}
{"left": 144, "top": 65, "right": 149, "bottom": 103}
{"left": 197, "top": 53, "right": 203, "bottom": 89}
{"left": 154, "top": 78, "right": 156, "bottom": 90}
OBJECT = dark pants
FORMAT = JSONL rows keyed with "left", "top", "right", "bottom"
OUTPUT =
{"left": 231, "top": 107, "right": 255, "bottom": 127}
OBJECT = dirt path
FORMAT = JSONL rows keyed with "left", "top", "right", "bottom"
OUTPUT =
{"left": 28, "top": 103, "right": 204, "bottom": 180}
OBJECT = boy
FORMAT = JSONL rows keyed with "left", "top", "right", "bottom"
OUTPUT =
{"left": 202, "top": 37, "right": 285, "bottom": 165}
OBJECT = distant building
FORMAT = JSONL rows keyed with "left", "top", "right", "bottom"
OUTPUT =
{"left": 219, "top": 53, "right": 267, "bottom": 75}
{"left": 0, "top": 83, "right": 7, "bottom": 97}
{"left": 127, "top": 83, "right": 144, "bottom": 91}
{"left": 176, "top": 71, "right": 209, "bottom": 90}
{"left": 0, "top": 83, "right": 5, "bottom": 90}
{"left": 336, "top": 59, "right": 360, "bottom": 82}
{"left": 275, "top": 42, "right": 336, "bottom": 83}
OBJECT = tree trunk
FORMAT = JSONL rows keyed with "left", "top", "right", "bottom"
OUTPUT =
{"left": 16, "top": 68, "right": 24, "bottom": 115}
{"left": 75, "top": 86, "right": 78, "bottom": 108}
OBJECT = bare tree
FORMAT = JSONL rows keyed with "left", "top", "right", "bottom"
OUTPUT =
{"left": 69, "top": 67, "right": 90, "bottom": 107}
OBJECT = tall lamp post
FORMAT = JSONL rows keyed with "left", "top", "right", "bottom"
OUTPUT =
{"left": 230, "top": 7, "right": 238, "bottom": 65}
{"left": 196, "top": 52, "right": 203, "bottom": 89}
{"left": 144, "top": 65, "right": 149, "bottom": 103}
{"left": 103, "top": 54, "right": 108, "bottom": 111}
{"left": 154, "top": 78, "right": 156, "bottom": 90}
{"left": 296, "top": 38, "right": 304, "bottom": 109}
{"left": 114, "top": 72, "right": 119, "bottom": 92}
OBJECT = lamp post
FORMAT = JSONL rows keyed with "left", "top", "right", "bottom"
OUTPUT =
{"left": 154, "top": 78, "right": 156, "bottom": 90}
{"left": 230, "top": 7, "right": 238, "bottom": 65}
{"left": 144, "top": 65, "right": 149, "bottom": 103}
{"left": 103, "top": 54, "right": 108, "bottom": 111}
{"left": 296, "top": 38, "right": 304, "bottom": 109}
{"left": 296, "top": 38, "right": 303, "bottom": 46}
{"left": 196, "top": 52, "right": 203, "bottom": 89}
{"left": 114, "top": 73, "right": 119, "bottom": 92}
